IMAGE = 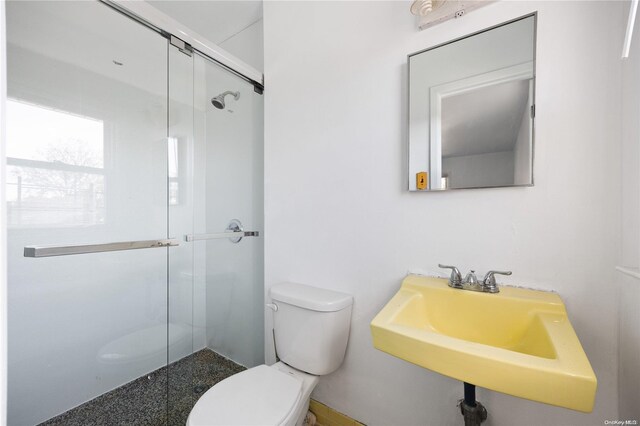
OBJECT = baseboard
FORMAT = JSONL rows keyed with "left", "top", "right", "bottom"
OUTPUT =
{"left": 309, "top": 399, "right": 366, "bottom": 426}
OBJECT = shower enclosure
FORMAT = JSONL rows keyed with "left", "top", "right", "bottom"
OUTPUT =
{"left": 5, "top": 1, "right": 264, "bottom": 425}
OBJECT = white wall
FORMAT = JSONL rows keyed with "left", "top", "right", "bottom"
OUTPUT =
{"left": 264, "top": 1, "right": 622, "bottom": 425}
{"left": 617, "top": 274, "right": 640, "bottom": 420}
{"left": 618, "top": 3, "right": 640, "bottom": 420}
{"left": 621, "top": 8, "right": 640, "bottom": 271}
{"left": 220, "top": 19, "right": 264, "bottom": 73}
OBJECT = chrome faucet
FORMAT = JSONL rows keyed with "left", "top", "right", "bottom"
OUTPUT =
{"left": 463, "top": 270, "right": 479, "bottom": 286}
{"left": 438, "top": 264, "right": 512, "bottom": 293}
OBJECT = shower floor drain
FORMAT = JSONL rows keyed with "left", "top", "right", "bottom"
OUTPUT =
{"left": 193, "top": 385, "right": 207, "bottom": 394}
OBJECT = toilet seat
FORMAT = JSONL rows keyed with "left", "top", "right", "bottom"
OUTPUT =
{"left": 187, "top": 364, "right": 303, "bottom": 426}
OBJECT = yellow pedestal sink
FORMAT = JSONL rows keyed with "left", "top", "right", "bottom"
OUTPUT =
{"left": 370, "top": 275, "right": 596, "bottom": 412}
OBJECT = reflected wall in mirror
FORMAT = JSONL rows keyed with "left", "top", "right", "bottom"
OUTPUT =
{"left": 409, "top": 14, "right": 536, "bottom": 191}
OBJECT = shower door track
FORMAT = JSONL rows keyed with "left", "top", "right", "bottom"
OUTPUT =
{"left": 97, "top": 0, "right": 265, "bottom": 94}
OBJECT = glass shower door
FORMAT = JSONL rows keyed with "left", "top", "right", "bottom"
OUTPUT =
{"left": 6, "top": 2, "right": 172, "bottom": 425}
{"left": 193, "top": 53, "right": 264, "bottom": 370}
{"left": 163, "top": 49, "right": 265, "bottom": 424}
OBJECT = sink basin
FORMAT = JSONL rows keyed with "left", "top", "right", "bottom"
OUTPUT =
{"left": 370, "top": 275, "right": 596, "bottom": 412}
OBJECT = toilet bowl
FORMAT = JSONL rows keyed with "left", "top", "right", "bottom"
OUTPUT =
{"left": 187, "top": 362, "right": 318, "bottom": 426}
{"left": 187, "top": 283, "right": 353, "bottom": 426}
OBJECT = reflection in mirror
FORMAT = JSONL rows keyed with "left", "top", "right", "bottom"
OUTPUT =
{"left": 409, "top": 14, "right": 536, "bottom": 191}
{"left": 436, "top": 64, "right": 533, "bottom": 189}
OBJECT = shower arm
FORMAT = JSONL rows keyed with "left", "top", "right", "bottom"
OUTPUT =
{"left": 218, "top": 90, "right": 240, "bottom": 100}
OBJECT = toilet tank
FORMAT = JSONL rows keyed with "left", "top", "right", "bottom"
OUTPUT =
{"left": 270, "top": 283, "right": 353, "bottom": 376}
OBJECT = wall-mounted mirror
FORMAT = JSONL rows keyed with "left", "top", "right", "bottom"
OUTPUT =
{"left": 409, "top": 14, "right": 536, "bottom": 191}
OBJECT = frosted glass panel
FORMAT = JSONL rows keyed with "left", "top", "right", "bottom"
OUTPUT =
{"left": 6, "top": 2, "right": 169, "bottom": 425}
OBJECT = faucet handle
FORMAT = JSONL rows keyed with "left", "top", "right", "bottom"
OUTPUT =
{"left": 482, "top": 270, "right": 512, "bottom": 293}
{"left": 438, "top": 264, "right": 462, "bottom": 288}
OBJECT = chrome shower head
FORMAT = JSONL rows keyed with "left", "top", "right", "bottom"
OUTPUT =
{"left": 211, "top": 91, "right": 240, "bottom": 110}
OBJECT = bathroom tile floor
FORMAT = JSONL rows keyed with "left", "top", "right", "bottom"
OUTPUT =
{"left": 38, "top": 349, "right": 245, "bottom": 426}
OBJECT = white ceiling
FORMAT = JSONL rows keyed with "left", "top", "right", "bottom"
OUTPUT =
{"left": 147, "top": 0, "right": 263, "bottom": 45}
{"left": 7, "top": 1, "right": 168, "bottom": 97}
{"left": 442, "top": 79, "right": 530, "bottom": 158}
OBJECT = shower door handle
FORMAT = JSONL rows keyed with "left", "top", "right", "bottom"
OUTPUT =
{"left": 184, "top": 231, "right": 260, "bottom": 242}
{"left": 24, "top": 238, "right": 180, "bottom": 258}
{"left": 185, "top": 219, "right": 259, "bottom": 244}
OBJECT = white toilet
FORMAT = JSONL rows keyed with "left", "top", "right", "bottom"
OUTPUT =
{"left": 187, "top": 282, "right": 353, "bottom": 426}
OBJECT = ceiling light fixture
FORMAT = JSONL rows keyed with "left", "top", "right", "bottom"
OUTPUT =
{"left": 410, "top": 0, "right": 447, "bottom": 16}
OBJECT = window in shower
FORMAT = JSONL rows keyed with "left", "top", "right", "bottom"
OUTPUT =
{"left": 5, "top": 99, "right": 106, "bottom": 228}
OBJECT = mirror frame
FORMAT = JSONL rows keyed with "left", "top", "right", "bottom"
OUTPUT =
{"left": 408, "top": 13, "right": 537, "bottom": 192}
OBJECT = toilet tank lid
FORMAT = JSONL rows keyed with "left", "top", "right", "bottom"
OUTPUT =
{"left": 270, "top": 283, "right": 353, "bottom": 312}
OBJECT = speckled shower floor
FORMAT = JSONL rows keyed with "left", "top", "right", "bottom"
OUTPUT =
{"left": 38, "top": 349, "right": 245, "bottom": 426}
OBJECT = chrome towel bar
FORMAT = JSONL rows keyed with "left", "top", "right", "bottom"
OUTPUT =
{"left": 24, "top": 221, "right": 259, "bottom": 257}
{"left": 24, "top": 239, "right": 180, "bottom": 258}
